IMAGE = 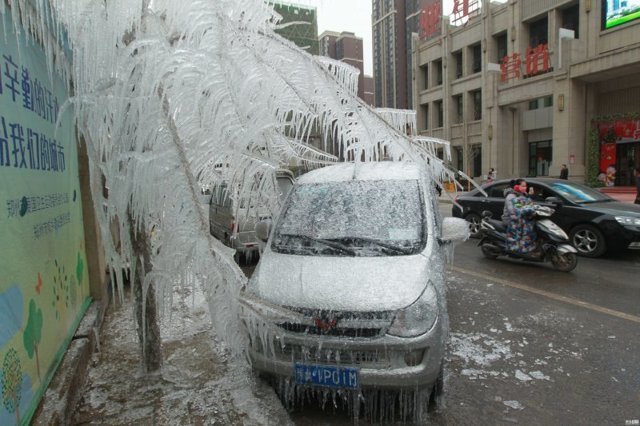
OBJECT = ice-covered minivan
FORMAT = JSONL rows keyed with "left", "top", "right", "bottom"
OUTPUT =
{"left": 241, "top": 162, "right": 468, "bottom": 418}
{"left": 209, "top": 169, "right": 294, "bottom": 262}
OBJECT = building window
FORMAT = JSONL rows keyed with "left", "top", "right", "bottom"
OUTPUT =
{"left": 434, "top": 59, "right": 443, "bottom": 86}
{"left": 471, "top": 144, "right": 482, "bottom": 177}
{"left": 528, "top": 140, "right": 553, "bottom": 176}
{"left": 561, "top": 4, "right": 579, "bottom": 39}
{"left": 420, "top": 104, "right": 429, "bottom": 130}
{"left": 454, "top": 51, "right": 463, "bottom": 79}
{"left": 435, "top": 100, "right": 443, "bottom": 127}
{"left": 529, "top": 16, "right": 548, "bottom": 48}
{"left": 455, "top": 147, "right": 463, "bottom": 172}
{"left": 421, "top": 64, "right": 429, "bottom": 90}
{"left": 471, "top": 90, "right": 482, "bottom": 120}
{"left": 453, "top": 94, "right": 463, "bottom": 124}
{"left": 471, "top": 44, "right": 482, "bottom": 73}
{"left": 529, "top": 96, "right": 552, "bottom": 110}
{"left": 495, "top": 32, "right": 508, "bottom": 63}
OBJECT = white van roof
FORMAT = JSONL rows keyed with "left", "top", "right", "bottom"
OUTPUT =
{"left": 297, "top": 162, "right": 422, "bottom": 184}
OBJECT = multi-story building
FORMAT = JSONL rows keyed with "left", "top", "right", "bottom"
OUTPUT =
{"left": 373, "top": 0, "right": 410, "bottom": 108}
{"left": 270, "top": 1, "right": 319, "bottom": 55}
{"left": 414, "top": 0, "right": 640, "bottom": 186}
{"left": 364, "top": 75, "right": 375, "bottom": 105}
{"left": 319, "top": 30, "right": 373, "bottom": 103}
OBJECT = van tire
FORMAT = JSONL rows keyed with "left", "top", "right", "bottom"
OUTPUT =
{"left": 428, "top": 365, "right": 445, "bottom": 412}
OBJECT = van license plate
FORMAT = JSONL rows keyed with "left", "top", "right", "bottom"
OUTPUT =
{"left": 294, "top": 363, "right": 359, "bottom": 389}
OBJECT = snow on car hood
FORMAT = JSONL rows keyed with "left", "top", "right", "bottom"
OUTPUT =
{"left": 249, "top": 252, "right": 431, "bottom": 312}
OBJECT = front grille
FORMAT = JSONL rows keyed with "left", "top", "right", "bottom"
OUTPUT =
{"left": 277, "top": 343, "right": 390, "bottom": 367}
{"left": 275, "top": 307, "right": 394, "bottom": 338}
{"left": 277, "top": 322, "right": 381, "bottom": 338}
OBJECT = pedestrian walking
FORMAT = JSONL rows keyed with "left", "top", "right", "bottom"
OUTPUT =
{"left": 560, "top": 164, "right": 569, "bottom": 180}
{"left": 487, "top": 167, "right": 496, "bottom": 183}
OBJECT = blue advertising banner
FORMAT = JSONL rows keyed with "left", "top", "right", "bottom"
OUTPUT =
{"left": 0, "top": 10, "right": 90, "bottom": 425}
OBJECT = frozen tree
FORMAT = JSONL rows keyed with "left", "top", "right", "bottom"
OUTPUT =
{"left": 2, "top": 0, "right": 476, "bottom": 371}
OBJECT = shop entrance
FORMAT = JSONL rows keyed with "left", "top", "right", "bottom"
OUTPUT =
{"left": 528, "top": 140, "right": 552, "bottom": 177}
{"left": 616, "top": 142, "right": 640, "bottom": 186}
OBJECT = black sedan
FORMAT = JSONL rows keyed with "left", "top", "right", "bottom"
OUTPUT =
{"left": 451, "top": 178, "right": 640, "bottom": 257}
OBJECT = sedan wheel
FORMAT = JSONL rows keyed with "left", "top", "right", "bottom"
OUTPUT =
{"left": 570, "top": 225, "right": 606, "bottom": 258}
{"left": 465, "top": 213, "right": 482, "bottom": 238}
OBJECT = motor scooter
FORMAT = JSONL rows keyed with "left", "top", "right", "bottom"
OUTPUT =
{"left": 478, "top": 205, "right": 578, "bottom": 272}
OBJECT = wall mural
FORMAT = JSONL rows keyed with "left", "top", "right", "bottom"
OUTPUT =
{"left": 0, "top": 11, "right": 90, "bottom": 425}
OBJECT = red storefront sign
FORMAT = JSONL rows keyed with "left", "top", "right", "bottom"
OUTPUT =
{"left": 525, "top": 44, "right": 550, "bottom": 77}
{"left": 500, "top": 45, "right": 552, "bottom": 82}
{"left": 419, "top": 0, "right": 442, "bottom": 40}
{"left": 500, "top": 53, "right": 521, "bottom": 82}
{"left": 451, "top": 0, "right": 480, "bottom": 25}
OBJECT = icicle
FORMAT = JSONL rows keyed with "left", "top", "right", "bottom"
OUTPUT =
{"left": 315, "top": 56, "right": 360, "bottom": 95}
{"left": 375, "top": 108, "right": 416, "bottom": 136}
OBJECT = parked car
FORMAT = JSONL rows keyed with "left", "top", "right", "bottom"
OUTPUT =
{"left": 452, "top": 177, "right": 640, "bottom": 257}
{"left": 208, "top": 169, "right": 294, "bottom": 262}
{"left": 240, "top": 162, "right": 469, "bottom": 419}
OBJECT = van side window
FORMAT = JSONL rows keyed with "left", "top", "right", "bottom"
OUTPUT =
{"left": 212, "top": 185, "right": 232, "bottom": 208}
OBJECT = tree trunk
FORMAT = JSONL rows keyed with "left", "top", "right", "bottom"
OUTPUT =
{"left": 128, "top": 211, "right": 162, "bottom": 372}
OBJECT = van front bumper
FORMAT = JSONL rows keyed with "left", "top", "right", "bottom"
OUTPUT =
{"left": 244, "top": 314, "right": 445, "bottom": 390}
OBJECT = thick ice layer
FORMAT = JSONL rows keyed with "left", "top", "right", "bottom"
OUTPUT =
{"left": 5, "top": 4, "right": 472, "bottom": 421}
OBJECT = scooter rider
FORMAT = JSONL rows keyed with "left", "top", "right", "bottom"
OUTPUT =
{"left": 501, "top": 179, "right": 541, "bottom": 258}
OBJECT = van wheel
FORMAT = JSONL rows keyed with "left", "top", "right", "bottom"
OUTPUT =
{"left": 570, "top": 225, "right": 606, "bottom": 258}
{"left": 414, "top": 386, "right": 431, "bottom": 423}
{"left": 414, "top": 365, "right": 444, "bottom": 422}
{"left": 428, "top": 365, "right": 445, "bottom": 413}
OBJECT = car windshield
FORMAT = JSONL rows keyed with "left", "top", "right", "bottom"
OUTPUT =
{"left": 272, "top": 179, "right": 427, "bottom": 257}
{"left": 549, "top": 181, "right": 611, "bottom": 204}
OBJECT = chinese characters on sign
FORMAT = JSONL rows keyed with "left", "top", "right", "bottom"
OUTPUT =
{"left": 6, "top": 192, "right": 70, "bottom": 218}
{"left": 0, "top": 53, "right": 64, "bottom": 172}
{"left": 419, "top": 0, "right": 442, "bottom": 40}
{"left": 500, "top": 44, "right": 552, "bottom": 82}
{"left": 451, "top": 0, "right": 481, "bottom": 26}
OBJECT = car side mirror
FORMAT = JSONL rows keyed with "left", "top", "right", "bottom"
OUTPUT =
{"left": 440, "top": 217, "right": 470, "bottom": 243}
{"left": 255, "top": 220, "right": 272, "bottom": 242}
{"left": 545, "top": 196, "right": 562, "bottom": 206}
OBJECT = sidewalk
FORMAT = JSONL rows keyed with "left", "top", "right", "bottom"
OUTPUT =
{"left": 70, "top": 285, "right": 292, "bottom": 425}
{"left": 598, "top": 186, "right": 637, "bottom": 203}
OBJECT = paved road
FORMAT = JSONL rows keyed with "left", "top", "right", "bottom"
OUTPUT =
{"left": 247, "top": 203, "right": 640, "bottom": 425}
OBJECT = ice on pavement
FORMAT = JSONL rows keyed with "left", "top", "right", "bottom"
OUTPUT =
{"left": 73, "top": 284, "right": 292, "bottom": 425}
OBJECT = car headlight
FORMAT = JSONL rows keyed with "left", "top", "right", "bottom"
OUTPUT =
{"left": 614, "top": 216, "right": 640, "bottom": 226}
{"left": 387, "top": 283, "right": 438, "bottom": 337}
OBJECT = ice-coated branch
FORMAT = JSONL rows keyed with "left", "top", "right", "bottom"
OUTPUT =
{"left": 5, "top": 0, "right": 478, "bottom": 363}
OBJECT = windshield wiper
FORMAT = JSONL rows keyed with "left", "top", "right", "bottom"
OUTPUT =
{"left": 327, "top": 236, "right": 417, "bottom": 255}
{"left": 279, "top": 233, "right": 356, "bottom": 256}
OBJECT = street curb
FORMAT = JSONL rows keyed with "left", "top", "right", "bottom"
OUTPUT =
{"left": 32, "top": 300, "right": 106, "bottom": 425}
